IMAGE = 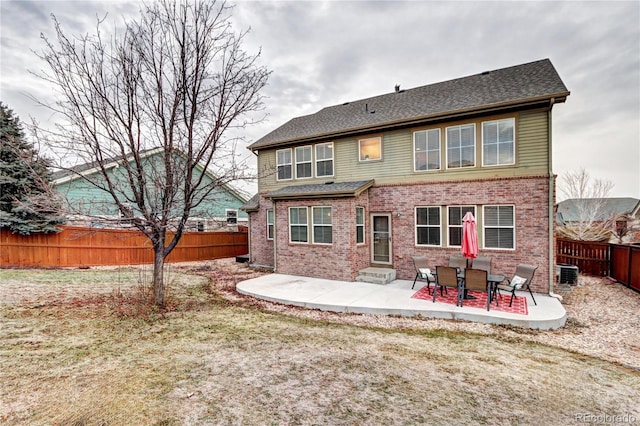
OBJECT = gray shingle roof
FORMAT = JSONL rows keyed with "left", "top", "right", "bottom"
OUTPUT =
{"left": 240, "top": 193, "right": 260, "bottom": 212}
{"left": 265, "top": 180, "right": 375, "bottom": 200}
{"left": 249, "top": 59, "right": 569, "bottom": 150}
{"left": 557, "top": 198, "right": 640, "bottom": 222}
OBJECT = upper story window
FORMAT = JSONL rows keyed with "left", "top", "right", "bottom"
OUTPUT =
{"left": 226, "top": 209, "right": 237, "bottom": 225}
{"left": 312, "top": 206, "right": 332, "bottom": 244}
{"left": 356, "top": 206, "right": 365, "bottom": 244}
{"left": 483, "top": 205, "right": 515, "bottom": 249}
{"left": 416, "top": 206, "right": 441, "bottom": 246}
{"left": 315, "top": 142, "right": 334, "bottom": 177}
{"left": 414, "top": 129, "right": 440, "bottom": 171}
{"left": 446, "top": 124, "right": 475, "bottom": 169}
{"left": 447, "top": 205, "right": 475, "bottom": 247}
{"left": 289, "top": 207, "right": 308, "bottom": 243}
{"left": 266, "top": 209, "right": 274, "bottom": 240}
{"left": 276, "top": 149, "right": 292, "bottom": 181}
{"left": 483, "top": 118, "right": 515, "bottom": 166}
{"left": 295, "top": 146, "right": 312, "bottom": 179}
{"left": 359, "top": 137, "right": 382, "bottom": 161}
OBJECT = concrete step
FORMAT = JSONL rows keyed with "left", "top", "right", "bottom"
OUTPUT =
{"left": 355, "top": 267, "right": 396, "bottom": 285}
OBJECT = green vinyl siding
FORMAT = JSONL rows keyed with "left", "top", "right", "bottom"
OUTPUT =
{"left": 257, "top": 109, "right": 551, "bottom": 191}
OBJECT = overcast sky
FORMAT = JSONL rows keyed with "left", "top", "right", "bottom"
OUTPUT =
{"left": 1, "top": 0, "right": 639, "bottom": 200}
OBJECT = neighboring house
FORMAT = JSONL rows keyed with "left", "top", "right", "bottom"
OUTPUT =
{"left": 53, "top": 148, "right": 248, "bottom": 231}
{"left": 556, "top": 198, "right": 640, "bottom": 243}
{"left": 242, "top": 59, "right": 570, "bottom": 294}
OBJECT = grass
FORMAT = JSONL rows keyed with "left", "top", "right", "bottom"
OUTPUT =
{"left": 0, "top": 267, "right": 639, "bottom": 425}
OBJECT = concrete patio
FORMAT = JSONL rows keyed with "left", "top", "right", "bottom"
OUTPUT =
{"left": 236, "top": 274, "right": 567, "bottom": 330}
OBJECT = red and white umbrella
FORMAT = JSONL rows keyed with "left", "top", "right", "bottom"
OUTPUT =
{"left": 461, "top": 211, "right": 479, "bottom": 263}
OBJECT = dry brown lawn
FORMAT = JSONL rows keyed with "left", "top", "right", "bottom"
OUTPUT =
{"left": 0, "top": 261, "right": 638, "bottom": 425}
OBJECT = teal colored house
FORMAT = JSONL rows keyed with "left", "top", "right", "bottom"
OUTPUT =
{"left": 52, "top": 148, "right": 248, "bottom": 231}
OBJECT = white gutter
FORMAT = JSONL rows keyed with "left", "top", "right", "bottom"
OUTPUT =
{"left": 548, "top": 98, "right": 563, "bottom": 301}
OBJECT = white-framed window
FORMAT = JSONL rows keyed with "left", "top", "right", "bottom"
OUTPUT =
{"left": 289, "top": 207, "right": 308, "bottom": 243}
{"left": 483, "top": 205, "right": 515, "bottom": 249}
{"left": 356, "top": 206, "right": 365, "bottom": 244}
{"left": 414, "top": 129, "right": 441, "bottom": 171}
{"left": 359, "top": 137, "right": 382, "bottom": 161}
{"left": 415, "top": 206, "right": 441, "bottom": 246}
{"left": 266, "top": 209, "right": 274, "bottom": 240}
{"left": 276, "top": 148, "right": 292, "bottom": 181}
{"left": 226, "top": 209, "right": 237, "bottom": 225}
{"left": 483, "top": 118, "right": 515, "bottom": 166}
{"left": 312, "top": 206, "right": 332, "bottom": 244}
{"left": 295, "top": 145, "right": 313, "bottom": 179}
{"left": 315, "top": 142, "right": 334, "bottom": 177}
{"left": 446, "top": 124, "right": 475, "bottom": 168}
{"left": 447, "top": 205, "right": 476, "bottom": 247}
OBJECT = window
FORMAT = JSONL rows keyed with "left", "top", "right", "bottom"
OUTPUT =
{"left": 266, "top": 209, "right": 274, "bottom": 240}
{"left": 356, "top": 206, "right": 365, "bottom": 244}
{"left": 359, "top": 137, "right": 382, "bottom": 161}
{"left": 295, "top": 146, "right": 312, "bottom": 179}
{"left": 414, "top": 129, "right": 440, "bottom": 171}
{"left": 276, "top": 149, "right": 292, "bottom": 180}
{"left": 447, "top": 124, "right": 475, "bottom": 168}
{"left": 483, "top": 118, "right": 515, "bottom": 166}
{"left": 312, "top": 206, "right": 332, "bottom": 244}
{"left": 226, "top": 210, "right": 237, "bottom": 225}
{"left": 483, "top": 205, "right": 515, "bottom": 249}
{"left": 315, "top": 143, "right": 333, "bottom": 177}
{"left": 448, "top": 206, "right": 475, "bottom": 247}
{"left": 289, "top": 207, "right": 308, "bottom": 243}
{"left": 416, "top": 206, "right": 441, "bottom": 246}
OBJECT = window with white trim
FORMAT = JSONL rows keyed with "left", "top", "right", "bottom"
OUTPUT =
{"left": 226, "top": 209, "right": 237, "bottom": 225}
{"left": 356, "top": 206, "right": 365, "bottom": 244}
{"left": 483, "top": 205, "right": 515, "bottom": 249}
{"left": 266, "top": 209, "right": 274, "bottom": 240}
{"left": 447, "top": 206, "right": 475, "bottom": 247}
{"left": 483, "top": 118, "right": 515, "bottom": 166}
{"left": 312, "top": 206, "right": 332, "bottom": 244}
{"left": 359, "top": 137, "right": 382, "bottom": 161}
{"left": 295, "top": 146, "right": 312, "bottom": 179}
{"left": 315, "top": 143, "right": 334, "bottom": 177}
{"left": 416, "top": 206, "right": 441, "bottom": 246}
{"left": 446, "top": 124, "right": 475, "bottom": 168}
{"left": 414, "top": 129, "right": 440, "bottom": 171}
{"left": 289, "top": 207, "right": 308, "bottom": 243}
{"left": 276, "top": 149, "right": 292, "bottom": 180}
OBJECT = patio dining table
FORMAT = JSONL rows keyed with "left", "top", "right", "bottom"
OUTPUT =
{"left": 433, "top": 268, "right": 506, "bottom": 301}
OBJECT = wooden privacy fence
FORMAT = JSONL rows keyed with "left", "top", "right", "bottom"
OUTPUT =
{"left": 610, "top": 243, "right": 640, "bottom": 292}
{"left": 556, "top": 237, "right": 610, "bottom": 276}
{"left": 0, "top": 226, "right": 248, "bottom": 268}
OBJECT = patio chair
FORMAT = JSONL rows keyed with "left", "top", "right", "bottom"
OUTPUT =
{"left": 449, "top": 254, "right": 468, "bottom": 272}
{"left": 471, "top": 256, "right": 492, "bottom": 273}
{"left": 461, "top": 268, "right": 493, "bottom": 311}
{"left": 433, "top": 266, "right": 463, "bottom": 306}
{"left": 412, "top": 256, "right": 435, "bottom": 291}
{"left": 496, "top": 264, "right": 538, "bottom": 307}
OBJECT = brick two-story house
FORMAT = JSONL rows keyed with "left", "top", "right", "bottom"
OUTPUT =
{"left": 242, "top": 59, "right": 570, "bottom": 295}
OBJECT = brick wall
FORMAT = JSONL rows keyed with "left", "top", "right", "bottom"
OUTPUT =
{"left": 248, "top": 176, "right": 553, "bottom": 293}
{"left": 369, "top": 176, "right": 552, "bottom": 293}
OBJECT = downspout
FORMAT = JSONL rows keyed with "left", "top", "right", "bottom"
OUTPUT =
{"left": 548, "top": 98, "right": 563, "bottom": 301}
{"left": 272, "top": 200, "right": 277, "bottom": 272}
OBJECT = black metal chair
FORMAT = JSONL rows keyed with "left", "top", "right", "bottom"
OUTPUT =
{"left": 496, "top": 264, "right": 538, "bottom": 307}
{"left": 433, "top": 266, "right": 463, "bottom": 306}
{"left": 412, "top": 256, "right": 434, "bottom": 291}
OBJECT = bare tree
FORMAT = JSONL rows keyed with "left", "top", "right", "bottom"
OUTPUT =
{"left": 556, "top": 168, "right": 616, "bottom": 241}
{"left": 33, "top": 0, "right": 269, "bottom": 306}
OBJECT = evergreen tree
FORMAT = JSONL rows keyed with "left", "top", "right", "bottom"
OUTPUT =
{"left": 0, "top": 102, "right": 64, "bottom": 234}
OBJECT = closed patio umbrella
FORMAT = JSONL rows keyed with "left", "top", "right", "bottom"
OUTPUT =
{"left": 461, "top": 212, "right": 479, "bottom": 299}
{"left": 461, "top": 211, "right": 478, "bottom": 263}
